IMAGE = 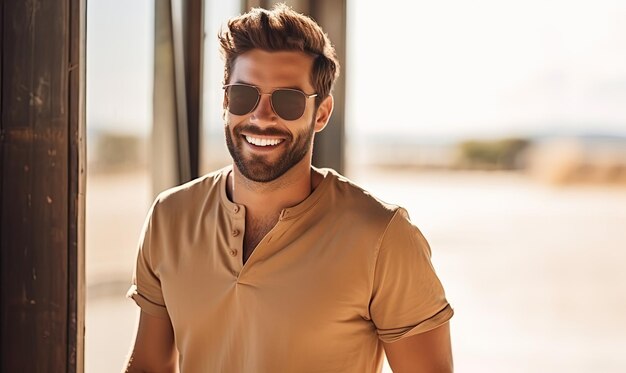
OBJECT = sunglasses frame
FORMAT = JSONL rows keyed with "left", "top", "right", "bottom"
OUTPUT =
{"left": 223, "top": 83, "right": 318, "bottom": 121}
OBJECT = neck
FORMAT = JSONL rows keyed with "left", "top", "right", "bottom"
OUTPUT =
{"left": 227, "top": 160, "right": 318, "bottom": 219}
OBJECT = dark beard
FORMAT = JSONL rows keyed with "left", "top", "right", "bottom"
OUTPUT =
{"left": 225, "top": 119, "right": 315, "bottom": 183}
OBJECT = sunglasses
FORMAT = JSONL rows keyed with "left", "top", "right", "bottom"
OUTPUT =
{"left": 223, "top": 83, "right": 318, "bottom": 121}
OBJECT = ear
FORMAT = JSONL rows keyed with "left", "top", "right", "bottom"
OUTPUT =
{"left": 313, "top": 95, "right": 334, "bottom": 133}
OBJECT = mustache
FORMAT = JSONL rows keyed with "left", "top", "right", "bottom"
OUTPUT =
{"left": 234, "top": 124, "right": 292, "bottom": 139}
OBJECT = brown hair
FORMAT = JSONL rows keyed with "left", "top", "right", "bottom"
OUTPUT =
{"left": 218, "top": 4, "right": 339, "bottom": 106}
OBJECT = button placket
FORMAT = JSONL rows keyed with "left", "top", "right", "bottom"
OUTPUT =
{"left": 229, "top": 206, "right": 245, "bottom": 277}
{"left": 229, "top": 226, "right": 243, "bottom": 247}
{"left": 229, "top": 226, "right": 243, "bottom": 263}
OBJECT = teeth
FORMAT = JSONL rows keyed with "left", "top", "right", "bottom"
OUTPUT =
{"left": 245, "top": 136, "right": 283, "bottom": 147}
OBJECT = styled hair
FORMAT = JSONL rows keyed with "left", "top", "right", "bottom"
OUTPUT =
{"left": 218, "top": 4, "right": 340, "bottom": 105}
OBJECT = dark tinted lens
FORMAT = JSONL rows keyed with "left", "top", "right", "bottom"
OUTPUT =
{"left": 226, "top": 85, "right": 259, "bottom": 115}
{"left": 272, "top": 89, "right": 306, "bottom": 121}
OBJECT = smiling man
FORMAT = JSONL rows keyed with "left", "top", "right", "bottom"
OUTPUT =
{"left": 124, "top": 4, "right": 453, "bottom": 373}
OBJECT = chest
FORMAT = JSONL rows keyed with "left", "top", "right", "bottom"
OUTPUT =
{"left": 166, "top": 243, "right": 374, "bottom": 342}
{"left": 164, "top": 245, "right": 380, "bottom": 371}
{"left": 243, "top": 214, "right": 278, "bottom": 263}
{"left": 160, "top": 218, "right": 377, "bottom": 322}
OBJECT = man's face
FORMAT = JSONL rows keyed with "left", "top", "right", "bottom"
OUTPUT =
{"left": 224, "top": 49, "right": 319, "bottom": 183}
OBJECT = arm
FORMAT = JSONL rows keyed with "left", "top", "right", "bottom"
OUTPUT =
{"left": 123, "top": 310, "right": 179, "bottom": 373}
{"left": 383, "top": 322, "right": 453, "bottom": 373}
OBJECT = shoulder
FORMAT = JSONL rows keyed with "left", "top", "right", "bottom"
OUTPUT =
{"left": 146, "top": 167, "right": 229, "bottom": 225}
{"left": 321, "top": 168, "right": 401, "bottom": 212}
{"left": 318, "top": 167, "right": 404, "bottom": 228}
{"left": 156, "top": 167, "right": 227, "bottom": 202}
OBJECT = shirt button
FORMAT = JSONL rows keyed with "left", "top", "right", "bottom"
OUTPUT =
{"left": 229, "top": 249, "right": 238, "bottom": 257}
{"left": 232, "top": 229, "right": 240, "bottom": 237}
{"left": 233, "top": 205, "right": 240, "bottom": 213}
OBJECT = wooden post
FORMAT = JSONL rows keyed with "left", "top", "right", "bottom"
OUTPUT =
{"left": 182, "top": 0, "right": 204, "bottom": 180}
{"left": 309, "top": 0, "right": 347, "bottom": 173}
{"left": 0, "top": 0, "right": 86, "bottom": 371}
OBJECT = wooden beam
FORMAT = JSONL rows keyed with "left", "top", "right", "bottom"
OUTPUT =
{"left": 182, "top": 0, "right": 204, "bottom": 180}
{"left": 309, "top": 0, "right": 347, "bottom": 173}
{"left": 0, "top": 0, "right": 86, "bottom": 371}
{"left": 68, "top": 0, "right": 87, "bottom": 370}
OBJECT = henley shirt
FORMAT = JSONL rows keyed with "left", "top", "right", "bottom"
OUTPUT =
{"left": 127, "top": 166, "right": 453, "bottom": 372}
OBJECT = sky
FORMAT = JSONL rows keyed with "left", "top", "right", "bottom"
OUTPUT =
{"left": 347, "top": 0, "right": 626, "bottom": 139}
{"left": 87, "top": 0, "right": 626, "bottom": 140}
{"left": 87, "top": 0, "right": 153, "bottom": 134}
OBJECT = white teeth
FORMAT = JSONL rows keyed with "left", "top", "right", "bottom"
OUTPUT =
{"left": 245, "top": 136, "right": 283, "bottom": 147}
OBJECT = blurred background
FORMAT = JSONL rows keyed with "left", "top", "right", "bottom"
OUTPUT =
{"left": 86, "top": 0, "right": 626, "bottom": 372}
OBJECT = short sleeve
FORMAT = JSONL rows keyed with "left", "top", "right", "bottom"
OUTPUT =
{"left": 370, "top": 208, "right": 453, "bottom": 343}
{"left": 126, "top": 198, "right": 170, "bottom": 319}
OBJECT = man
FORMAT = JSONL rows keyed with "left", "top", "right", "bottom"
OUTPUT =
{"left": 124, "top": 4, "right": 453, "bottom": 372}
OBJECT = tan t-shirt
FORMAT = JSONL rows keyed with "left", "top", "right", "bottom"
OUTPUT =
{"left": 127, "top": 166, "right": 453, "bottom": 372}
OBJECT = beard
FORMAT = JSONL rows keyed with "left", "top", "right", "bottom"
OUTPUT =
{"left": 225, "top": 118, "right": 315, "bottom": 183}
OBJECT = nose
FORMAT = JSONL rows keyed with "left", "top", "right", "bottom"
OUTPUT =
{"left": 250, "top": 92, "right": 277, "bottom": 125}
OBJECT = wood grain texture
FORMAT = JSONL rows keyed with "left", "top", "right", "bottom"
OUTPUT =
{"left": 1, "top": 0, "right": 85, "bottom": 371}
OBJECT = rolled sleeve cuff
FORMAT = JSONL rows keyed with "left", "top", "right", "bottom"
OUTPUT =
{"left": 126, "top": 285, "right": 170, "bottom": 319}
{"left": 377, "top": 304, "right": 454, "bottom": 343}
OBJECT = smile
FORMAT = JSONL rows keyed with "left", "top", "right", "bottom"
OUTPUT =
{"left": 244, "top": 135, "right": 284, "bottom": 147}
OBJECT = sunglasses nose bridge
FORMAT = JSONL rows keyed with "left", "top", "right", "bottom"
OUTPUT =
{"left": 251, "top": 91, "right": 277, "bottom": 120}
